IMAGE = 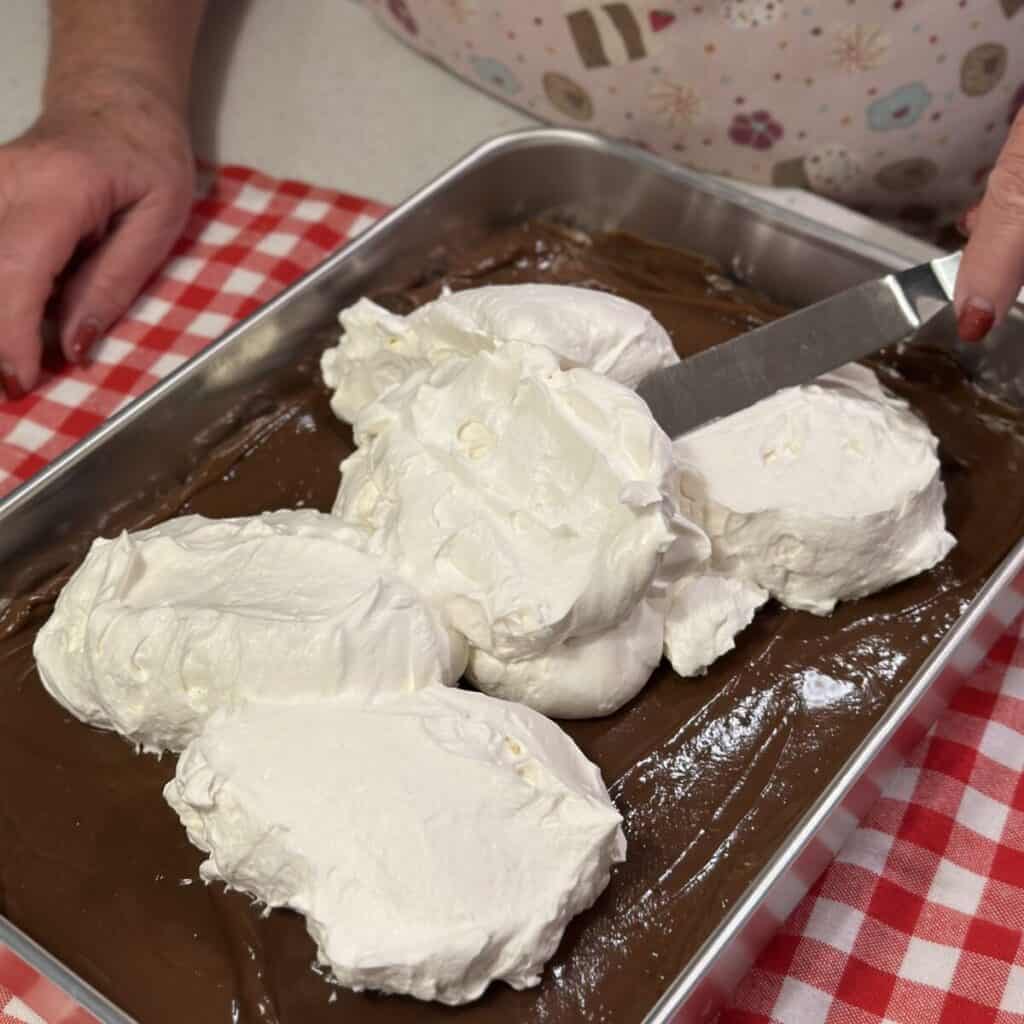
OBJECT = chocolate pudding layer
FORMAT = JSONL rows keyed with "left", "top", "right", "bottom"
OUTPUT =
{"left": 2, "top": 223, "right": 1023, "bottom": 1024}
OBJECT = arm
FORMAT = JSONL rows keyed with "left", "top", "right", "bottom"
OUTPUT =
{"left": 46, "top": 0, "right": 206, "bottom": 112}
{"left": 0, "top": 0, "right": 208, "bottom": 397}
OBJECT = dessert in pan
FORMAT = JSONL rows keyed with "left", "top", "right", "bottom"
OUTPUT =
{"left": 2, "top": 222, "right": 1024, "bottom": 1024}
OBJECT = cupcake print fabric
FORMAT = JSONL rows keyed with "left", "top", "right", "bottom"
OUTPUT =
{"left": 370, "top": 0, "right": 1024, "bottom": 230}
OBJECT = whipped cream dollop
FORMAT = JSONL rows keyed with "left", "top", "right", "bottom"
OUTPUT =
{"left": 334, "top": 341, "right": 698, "bottom": 664}
{"left": 663, "top": 575, "right": 768, "bottom": 677}
{"left": 672, "top": 364, "right": 955, "bottom": 615}
{"left": 321, "top": 299, "right": 429, "bottom": 424}
{"left": 467, "top": 596, "right": 665, "bottom": 718}
{"left": 34, "top": 511, "right": 466, "bottom": 752}
{"left": 165, "top": 689, "right": 626, "bottom": 1004}
{"left": 320, "top": 283, "right": 679, "bottom": 423}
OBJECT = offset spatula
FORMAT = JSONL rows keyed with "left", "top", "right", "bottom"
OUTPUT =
{"left": 637, "top": 251, "right": 962, "bottom": 438}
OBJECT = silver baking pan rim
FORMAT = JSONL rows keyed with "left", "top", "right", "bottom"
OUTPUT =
{"left": 1, "top": 128, "right": 1022, "bottom": 1024}
{"left": 0, "top": 129, "right": 950, "bottom": 524}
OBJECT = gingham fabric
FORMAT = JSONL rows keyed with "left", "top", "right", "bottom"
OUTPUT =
{"left": 724, "top": 603, "right": 1024, "bottom": 1024}
{"left": 0, "top": 946, "right": 93, "bottom": 1023}
{"left": 2, "top": 166, "right": 1024, "bottom": 1023}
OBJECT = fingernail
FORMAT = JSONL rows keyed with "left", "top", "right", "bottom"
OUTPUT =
{"left": 957, "top": 204, "right": 979, "bottom": 238}
{"left": 957, "top": 298, "right": 996, "bottom": 343}
{"left": 1, "top": 366, "right": 25, "bottom": 401}
{"left": 70, "top": 319, "right": 101, "bottom": 364}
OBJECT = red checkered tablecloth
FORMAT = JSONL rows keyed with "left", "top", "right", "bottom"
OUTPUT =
{"left": 0, "top": 943, "right": 94, "bottom": 1023}
{"left": 2, "top": 165, "right": 1023, "bottom": 1023}
{"left": 724, "top": 607, "right": 1024, "bottom": 1024}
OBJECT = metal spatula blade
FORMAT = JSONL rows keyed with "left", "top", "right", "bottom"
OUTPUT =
{"left": 637, "top": 252, "right": 961, "bottom": 438}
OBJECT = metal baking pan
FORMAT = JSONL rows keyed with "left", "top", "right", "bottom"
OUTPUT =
{"left": 2, "top": 129, "right": 1023, "bottom": 1024}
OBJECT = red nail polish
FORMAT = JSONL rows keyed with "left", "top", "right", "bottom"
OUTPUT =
{"left": 2, "top": 371, "right": 25, "bottom": 401}
{"left": 957, "top": 300, "right": 996, "bottom": 343}
{"left": 70, "top": 321, "right": 101, "bottom": 363}
{"left": 958, "top": 204, "right": 980, "bottom": 236}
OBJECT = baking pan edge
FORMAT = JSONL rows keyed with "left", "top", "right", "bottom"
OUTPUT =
{"left": 1, "top": 130, "right": 1021, "bottom": 1024}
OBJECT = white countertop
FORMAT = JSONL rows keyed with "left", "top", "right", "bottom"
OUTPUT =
{"left": 2, "top": 0, "right": 935, "bottom": 263}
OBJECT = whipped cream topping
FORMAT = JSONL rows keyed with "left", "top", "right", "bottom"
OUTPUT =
{"left": 467, "top": 597, "right": 665, "bottom": 718}
{"left": 414, "top": 284, "right": 680, "bottom": 388}
{"left": 334, "top": 341, "right": 696, "bottom": 662}
{"left": 165, "top": 689, "right": 626, "bottom": 1004}
{"left": 34, "top": 511, "right": 466, "bottom": 752}
{"left": 321, "top": 299, "right": 430, "bottom": 424}
{"left": 663, "top": 575, "right": 768, "bottom": 678}
{"left": 320, "top": 284, "right": 679, "bottom": 423}
{"left": 672, "top": 364, "right": 956, "bottom": 615}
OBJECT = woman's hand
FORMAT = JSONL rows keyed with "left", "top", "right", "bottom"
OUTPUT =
{"left": 0, "top": 69, "right": 194, "bottom": 397}
{"left": 956, "top": 109, "right": 1024, "bottom": 342}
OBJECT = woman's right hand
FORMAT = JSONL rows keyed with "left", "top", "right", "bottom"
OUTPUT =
{"left": 0, "top": 68, "right": 194, "bottom": 398}
{"left": 956, "top": 109, "right": 1024, "bottom": 342}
